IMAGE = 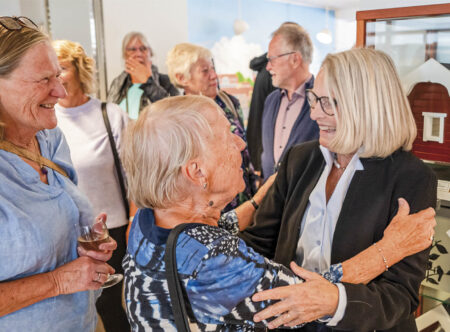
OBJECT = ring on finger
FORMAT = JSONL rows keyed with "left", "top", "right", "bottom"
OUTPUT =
{"left": 94, "top": 272, "right": 101, "bottom": 282}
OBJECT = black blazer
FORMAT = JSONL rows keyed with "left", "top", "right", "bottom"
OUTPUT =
{"left": 240, "top": 141, "right": 437, "bottom": 332}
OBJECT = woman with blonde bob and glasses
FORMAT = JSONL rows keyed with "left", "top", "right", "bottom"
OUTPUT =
{"left": 107, "top": 32, "right": 178, "bottom": 120}
{"left": 0, "top": 17, "right": 116, "bottom": 331}
{"left": 122, "top": 94, "right": 435, "bottom": 331}
{"left": 241, "top": 48, "right": 437, "bottom": 331}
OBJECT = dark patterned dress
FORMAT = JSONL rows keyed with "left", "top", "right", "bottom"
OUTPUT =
{"left": 123, "top": 208, "right": 343, "bottom": 331}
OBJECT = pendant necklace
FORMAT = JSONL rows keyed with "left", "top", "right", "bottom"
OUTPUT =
{"left": 33, "top": 138, "right": 48, "bottom": 174}
{"left": 333, "top": 156, "right": 346, "bottom": 171}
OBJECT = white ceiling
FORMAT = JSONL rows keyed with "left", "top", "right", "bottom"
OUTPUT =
{"left": 270, "top": 0, "right": 360, "bottom": 10}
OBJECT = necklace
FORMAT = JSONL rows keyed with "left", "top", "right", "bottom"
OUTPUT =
{"left": 0, "top": 139, "right": 68, "bottom": 176}
{"left": 333, "top": 157, "right": 346, "bottom": 171}
{"left": 32, "top": 138, "right": 48, "bottom": 174}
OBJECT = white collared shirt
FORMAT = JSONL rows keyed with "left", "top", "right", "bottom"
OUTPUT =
{"left": 295, "top": 145, "right": 364, "bottom": 325}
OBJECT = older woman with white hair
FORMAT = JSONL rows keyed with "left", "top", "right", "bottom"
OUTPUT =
{"left": 122, "top": 95, "right": 435, "bottom": 331}
{"left": 107, "top": 31, "right": 178, "bottom": 119}
{"left": 243, "top": 48, "right": 437, "bottom": 332}
{"left": 166, "top": 43, "right": 259, "bottom": 214}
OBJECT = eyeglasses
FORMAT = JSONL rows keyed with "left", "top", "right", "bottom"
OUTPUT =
{"left": 0, "top": 16, "right": 38, "bottom": 31}
{"left": 266, "top": 51, "right": 297, "bottom": 64}
{"left": 126, "top": 46, "right": 149, "bottom": 53}
{"left": 306, "top": 89, "right": 337, "bottom": 116}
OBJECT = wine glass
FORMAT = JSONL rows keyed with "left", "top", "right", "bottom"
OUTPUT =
{"left": 77, "top": 217, "right": 123, "bottom": 288}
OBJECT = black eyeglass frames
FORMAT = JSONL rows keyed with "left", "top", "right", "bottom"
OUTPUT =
{"left": 266, "top": 51, "right": 297, "bottom": 64}
{"left": 306, "top": 89, "right": 337, "bottom": 116}
{"left": 0, "top": 16, "right": 38, "bottom": 31}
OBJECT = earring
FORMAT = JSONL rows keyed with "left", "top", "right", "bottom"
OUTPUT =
{"left": 208, "top": 200, "right": 214, "bottom": 207}
{"left": 203, "top": 182, "right": 207, "bottom": 189}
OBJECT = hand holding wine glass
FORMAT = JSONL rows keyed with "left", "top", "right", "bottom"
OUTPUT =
{"left": 77, "top": 213, "right": 122, "bottom": 288}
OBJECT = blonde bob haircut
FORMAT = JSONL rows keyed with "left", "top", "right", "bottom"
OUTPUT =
{"left": 322, "top": 48, "right": 417, "bottom": 158}
{"left": 121, "top": 95, "right": 221, "bottom": 209}
{"left": 52, "top": 39, "right": 97, "bottom": 95}
{"left": 166, "top": 43, "right": 212, "bottom": 88}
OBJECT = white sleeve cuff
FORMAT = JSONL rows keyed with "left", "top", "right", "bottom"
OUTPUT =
{"left": 326, "top": 283, "right": 347, "bottom": 326}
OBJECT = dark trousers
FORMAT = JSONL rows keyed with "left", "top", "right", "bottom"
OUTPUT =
{"left": 96, "top": 224, "right": 130, "bottom": 332}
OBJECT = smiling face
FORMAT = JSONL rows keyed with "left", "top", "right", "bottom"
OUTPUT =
{"left": 183, "top": 57, "right": 218, "bottom": 99}
{"left": 266, "top": 35, "right": 295, "bottom": 89}
{"left": 202, "top": 106, "right": 245, "bottom": 206}
{"left": 309, "top": 70, "right": 337, "bottom": 149}
{"left": 125, "top": 37, "right": 151, "bottom": 66}
{"left": 0, "top": 41, "right": 66, "bottom": 138}
{"left": 58, "top": 60, "right": 83, "bottom": 95}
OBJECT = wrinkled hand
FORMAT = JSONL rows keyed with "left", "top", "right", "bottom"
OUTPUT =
{"left": 253, "top": 262, "right": 339, "bottom": 329}
{"left": 50, "top": 256, "right": 115, "bottom": 295}
{"left": 253, "top": 173, "right": 277, "bottom": 204}
{"left": 77, "top": 213, "right": 117, "bottom": 262}
{"left": 125, "top": 58, "right": 152, "bottom": 83}
{"left": 379, "top": 198, "right": 436, "bottom": 261}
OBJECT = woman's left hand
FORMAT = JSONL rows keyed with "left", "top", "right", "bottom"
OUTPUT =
{"left": 252, "top": 262, "right": 339, "bottom": 329}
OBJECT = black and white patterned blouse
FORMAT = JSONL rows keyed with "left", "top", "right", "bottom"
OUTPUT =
{"left": 124, "top": 208, "right": 342, "bottom": 331}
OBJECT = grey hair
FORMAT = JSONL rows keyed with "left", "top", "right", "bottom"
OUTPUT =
{"left": 121, "top": 31, "right": 153, "bottom": 59}
{"left": 121, "top": 95, "right": 221, "bottom": 209}
{"left": 272, "top": 24, "right": 313, "bottom": 64}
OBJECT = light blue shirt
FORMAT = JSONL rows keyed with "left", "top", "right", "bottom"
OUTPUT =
{"left": 295, "top": 145, "right": 364, "bottom": 326}
{"left": 0, "top": 128, "right": 98, "bottom": 331}
{"left": 119, "top": 83, "right": 143, "bottom": 120}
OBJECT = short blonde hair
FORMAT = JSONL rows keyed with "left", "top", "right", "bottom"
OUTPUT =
{"left": 52, "top": 39, "right": 97, "bottom": 95}
{"left": 322, "top": 48, "right": 417, "bottom": 158}
{"left": 272, "top": 24, "right": 313, "bottom": 64}
{"left": 166, "top": 43, "right": 212, "bottom": 88}
{"left": 121, "top": 95, "right": 221, "bottom": 209}
{"left": 122, "top": 32, "right": 153, "bottom": 59}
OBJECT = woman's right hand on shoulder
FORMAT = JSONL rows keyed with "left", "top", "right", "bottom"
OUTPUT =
{"left": 49, "top": 256, "right": 114, "bottom": 295}
{"left": 379, "top": 198, "right": 436, "bottom": 261}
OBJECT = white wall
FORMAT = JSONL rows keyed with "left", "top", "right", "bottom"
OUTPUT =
{"left": 334, "top": 6, "right": 358, "bottom": 52}
{"left": 48, "top": 0, "right": 94, "bottom": 56}
{"left": 102, "top": 0, "right": 188, "bottom": 87}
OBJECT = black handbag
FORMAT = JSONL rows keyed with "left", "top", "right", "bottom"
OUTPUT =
{"left": 164, "top": 223, "right": 197, "bottom": 332}
{"left": 101, "top": 102, "right": 130, "bottom": 218}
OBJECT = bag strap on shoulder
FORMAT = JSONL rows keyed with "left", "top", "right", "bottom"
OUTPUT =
{"left": 164, "top": 223, "right": 195, "bottom": 332}
{"left": 101, "top": 102, "right": 130, "bottom": 218}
